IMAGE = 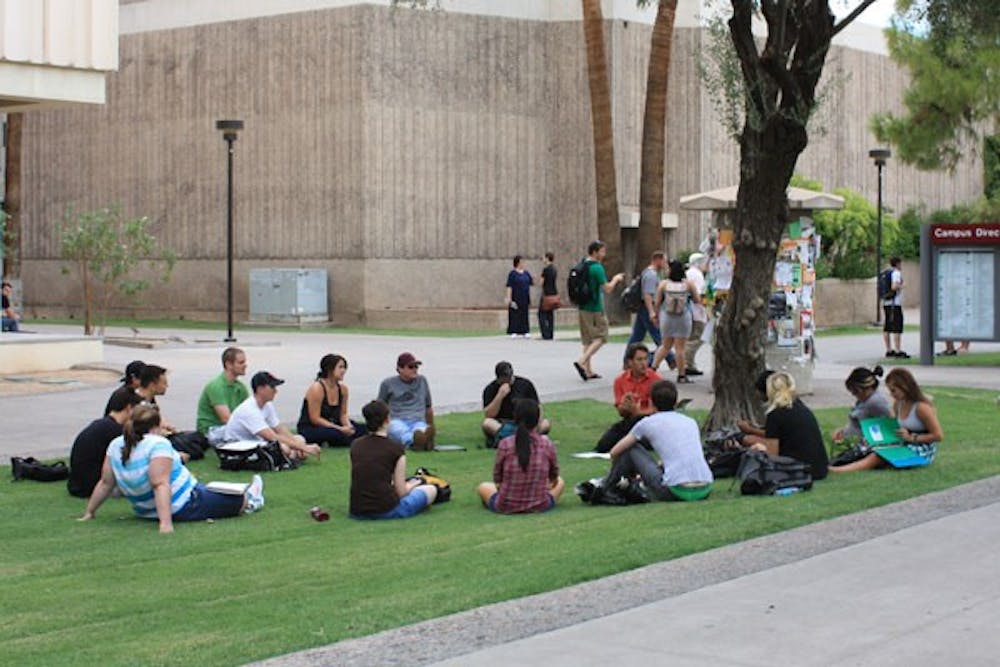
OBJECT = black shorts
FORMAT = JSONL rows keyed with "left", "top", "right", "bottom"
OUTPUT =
{"left": 883, "top": 305, "right": 903, "bottom": 333}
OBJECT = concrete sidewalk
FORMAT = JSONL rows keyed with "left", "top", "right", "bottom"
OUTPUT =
{"left": 252, "top": 476, "right": 1000, "bottom": 667}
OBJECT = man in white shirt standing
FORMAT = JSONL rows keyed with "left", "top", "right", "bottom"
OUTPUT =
{"left": 684, "top": 253, "right": 709, "bottom": 376}
{"left": 882, "top": 256, "right": 909, "bottom": 359}
{"left": 224, "top": 371, "right": 321, "bottom": 461}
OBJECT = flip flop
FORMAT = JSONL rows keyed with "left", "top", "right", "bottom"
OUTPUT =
{"left": 573, "top": 362, "right": 589, "bottom": 381}
{"left": 587, "top": 373, "right": 602, "bottom": 380}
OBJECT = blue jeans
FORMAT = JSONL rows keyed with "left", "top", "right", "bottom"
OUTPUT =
{"left": 625, "top": 309, "right": 672, "bottom": 367}
{"left": 388, "top": 418, "right": 428, "bottom": 448}
{"left": 2, "top": 317, "right": 19, "bottom": 332}
{"left": 172, "top": 484, "right": 244, "bottom": 521}
{"left": 352, "top": 488, "right": 431, "bottom": 519}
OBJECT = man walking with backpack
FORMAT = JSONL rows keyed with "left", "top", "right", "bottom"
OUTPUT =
{"left": 881, "top": 256, "right": 909, "bottom": 358}
{"left": 571, "top": 240, "right": 624, "bottom": 381}
{"left": 623, "top": 251, "right": 672, "bottom": 369}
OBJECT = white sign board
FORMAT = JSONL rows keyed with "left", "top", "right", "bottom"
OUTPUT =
{"left": 935, "top": 250, "right": 995, "bottom": 340}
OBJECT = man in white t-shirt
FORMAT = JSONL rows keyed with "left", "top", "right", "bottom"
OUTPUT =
{"left": 882, "top": 256, "right": 909, "bottom": 359}
{"left": 224, "top": 371, "right": 321, "bottom": 461}
{"left": 598, "top": 380, "right": 713, "bottom": 502}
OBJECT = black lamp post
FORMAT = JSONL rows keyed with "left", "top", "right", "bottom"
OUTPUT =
{"left": 216, "top": 119, "right": 244, "bottom": 342}
{"left": 869, "top": 147, "right": 890, "bottom": 324}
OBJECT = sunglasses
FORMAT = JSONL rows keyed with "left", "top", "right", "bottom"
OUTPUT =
{"left": 404, "top": 364, "right": 420, "bottom": 369}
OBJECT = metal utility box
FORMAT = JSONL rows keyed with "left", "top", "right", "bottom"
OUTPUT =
{"left": 249, "top": 268, "right": 328, "bottom": 324}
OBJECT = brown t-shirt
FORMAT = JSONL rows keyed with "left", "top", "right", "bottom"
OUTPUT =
{"left": 350, "top": 434, "right": 404, "bottom": 515}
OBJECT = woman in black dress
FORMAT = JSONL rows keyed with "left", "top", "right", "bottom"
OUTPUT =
{"left": 505, "top": 255, "right": 534, "bottom": 337}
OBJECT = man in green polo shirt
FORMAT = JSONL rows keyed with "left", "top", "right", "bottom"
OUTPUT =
{"left": 196, "top": 347, "right": 249, "bottom": 443}
{"left": 574, "top": 240, "right": 624, "bottom": 381}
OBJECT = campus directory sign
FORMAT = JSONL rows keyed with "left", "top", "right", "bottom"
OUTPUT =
{"left": 920, "top": 223, "right": 1000, "bottom": 364}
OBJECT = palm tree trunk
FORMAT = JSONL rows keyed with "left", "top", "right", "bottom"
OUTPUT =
{"left": 3, "top": 113, "right": 22, "bottom": 277}
{"left": 581, "top": 0, "right": 623, "bottom": 277}
{"left": 637, "top": 0, "right": 677, "bottom": 270}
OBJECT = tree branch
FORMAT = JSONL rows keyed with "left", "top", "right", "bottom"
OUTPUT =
{"left": 831, "top": 0, "right": 879, "bottom": 37}
{"left": 729, "top": 1, "right": 768, "bottom": 115}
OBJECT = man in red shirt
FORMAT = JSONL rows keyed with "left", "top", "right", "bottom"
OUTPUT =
{"left": 594, "top": 343, "right": 661, "bottom": 452}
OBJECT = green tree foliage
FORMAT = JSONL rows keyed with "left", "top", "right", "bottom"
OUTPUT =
{"left": 60, "top": 206, "right": 175, "bottom": 335}
{"left": 871, "top": 0, "right": 1000, "bottom": 172}
{"left": 790, "top": 174, "right": 901, "bottom": 279}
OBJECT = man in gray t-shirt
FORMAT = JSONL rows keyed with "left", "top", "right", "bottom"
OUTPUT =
{"left": 625, "top": 251, "right": 674, "bottom": 368}
{"left": 377, "top": 352, "right": 435, "bottom": 450}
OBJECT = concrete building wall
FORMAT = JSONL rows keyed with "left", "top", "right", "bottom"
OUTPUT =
{"left": 15, "top": 2, "right": 983, "bottom": 326}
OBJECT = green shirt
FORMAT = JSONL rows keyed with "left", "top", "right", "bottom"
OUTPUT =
{"left": 196, "top": 372, "right": 250, "bottom": 433}
{"left": 580, "top": 260, "right": 608, "bottom": 312}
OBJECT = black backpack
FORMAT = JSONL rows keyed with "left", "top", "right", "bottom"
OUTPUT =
{"left": 11, "top": 457, "right": 69, "bottom": 482}
{"left": 215, "top": 441, "right": 298, "bottom": 472}
{"left": 620, "top": 275, "right": 643, "bottom": 313}
{"left": 735, "top": 450, "right": 813, "bottom": 495}
{"left": 878, "top": 268, "right": 896, "bottom": 300}
{"left": 567, "top": 259, "right": 594, "bottom": 306}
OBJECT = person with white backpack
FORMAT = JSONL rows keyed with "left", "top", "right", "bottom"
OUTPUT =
{"left": 651, "top": 260, "right": 701, "bottom": 383}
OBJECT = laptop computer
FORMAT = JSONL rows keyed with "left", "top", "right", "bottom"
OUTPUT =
{"left": 859, "top": 417, "right": 932, "bottom": 468}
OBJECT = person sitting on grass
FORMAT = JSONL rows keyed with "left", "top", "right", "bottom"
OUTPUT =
{"left": 597, "top": 380, "right": 713, "bottom": 503}
{"left": 831, "top": 365, "right": 892, "bottom": 446}
{"left": 477, "top": 398, "right": 564, "bottom": 513}
{"left": 377, "top": 352, "right": 435, "bottom": 450}
{"left": 738, "top": 371, "right": 829, "bottom": 480}
{"left": 68, "top": 387, "right": 142, "bottom": 498}
{"left": 482, "top": 360, "right": 549, "bottom": 448}
{"left": 349, "top": 400, "right": 437, "bottom": 520}
{"left": 103, "top": 360, "right": 145, "bottom": 416}
{"left": 594, "top": 343, "right": 661, "bottom": 453}
{"left": 297, "top": 353, "right": 366, "bottom": 447}
{"left": 79, "top": 405, "right": 265, "bottom": 533}
{"left": 224, "top": 371, "right": 321, "bottom": 461}
{"left": 195, "top": 347, "right": 249, "bottom": 445}
{"left": 830, "top": 367, "right": 944, "bottom": 473}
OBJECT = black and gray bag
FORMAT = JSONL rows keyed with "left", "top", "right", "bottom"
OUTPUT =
{"left": 215, "top": 440, "right": 297, "bottom": 472}
{"left": 735, "top": 450, "right": 813, "bottom": 495}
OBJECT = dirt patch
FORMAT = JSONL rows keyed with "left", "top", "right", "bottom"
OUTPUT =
{"left": 0, "top": 369, "right": 120, "bottom": 397}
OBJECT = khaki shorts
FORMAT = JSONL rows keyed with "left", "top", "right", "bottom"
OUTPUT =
{"left": 578, "top": 310, "right": 609, "bottom": 345}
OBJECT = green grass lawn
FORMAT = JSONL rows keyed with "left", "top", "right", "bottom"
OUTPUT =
{"left": 4, "top": 388, "right": 1000, "bottom": 666}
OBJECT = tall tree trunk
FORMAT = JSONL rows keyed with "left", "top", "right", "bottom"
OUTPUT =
{"left": 581, "top": 0, "right": 623, "bottom": 277}
{"left": 81, "top": 260, "right": 93, "bottom": 336}
{"left": 706, "top": 120, "right": 808, "bottom": 430}
{"left": 3, "top": 113, "right": 22, "bottom": 278}
{"left": 637, "top": 0, "right": 677, "bottom": 271}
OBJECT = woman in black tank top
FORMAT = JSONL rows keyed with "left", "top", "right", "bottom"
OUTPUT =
{"left": 297, "top": 354, "right": 366, "bottom": 446}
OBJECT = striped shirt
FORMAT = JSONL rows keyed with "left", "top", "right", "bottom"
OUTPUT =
{"left": 108, "top": 434, "right": 195, "bottom": 519}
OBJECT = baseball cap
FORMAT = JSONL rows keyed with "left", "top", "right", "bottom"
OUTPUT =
{"left": 397, "top": 352, "right": 422, "bottom": 368}
{"left": 251, "top": 371, "right": 285, "bottom": 391}
{"left": 121, "top": 360, "right": 146, "bottom": 383}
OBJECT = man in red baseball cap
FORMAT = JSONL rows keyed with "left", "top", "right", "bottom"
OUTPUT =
{"left": 376, "top": 352, "right": 435, "bottom": 450}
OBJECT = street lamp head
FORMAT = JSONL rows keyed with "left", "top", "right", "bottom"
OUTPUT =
{"left": 869, "top": 147, "right": 891, "bottom": 166}
{"left": 216, "top": 119, "right": 244, "bottom": 142}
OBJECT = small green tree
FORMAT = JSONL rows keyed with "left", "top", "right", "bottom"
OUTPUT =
{"left": 60, "top": 206, "right": 175, "bottom": 335}
{"left": 790, "top": 174, "right": 900, "bottom": 279}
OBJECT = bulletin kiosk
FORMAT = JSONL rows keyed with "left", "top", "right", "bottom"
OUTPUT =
{"left": 679, "top": 186, "right": 844, "bottom": 393}
{"left": 919, "top": 222, "right": 1000, "bottom": 365}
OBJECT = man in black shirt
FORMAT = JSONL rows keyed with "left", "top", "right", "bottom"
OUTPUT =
{"left": 481, "top": 361, "right": 549, "bottom": 446}
{"left": 68, "top": 388, "right": 142, "bottom": 497}
{"left": 2, "top": 281, "right": 20, "bottom": 332}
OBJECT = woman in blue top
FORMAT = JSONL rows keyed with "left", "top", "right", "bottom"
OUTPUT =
{"left": 80, "top": 405, "right": 264, "bottom": 533}
{"left": 505, "top": 255, "right": 534, "bottom": 337}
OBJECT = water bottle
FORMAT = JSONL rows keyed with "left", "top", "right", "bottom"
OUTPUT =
{"left": 774, "top": 486, "right": 801, "bottom": 496}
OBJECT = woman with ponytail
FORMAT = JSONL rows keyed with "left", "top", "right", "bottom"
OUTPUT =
{"left": 80, "top": 405, "right": 264, "bottom": 533}
{"left": 297, "top": 353, "right": 366, "bottom": 446}
{"left": 832, "top": 365, "right": 892, "bottom": 445}
{"left": 477, "top": 399, "right": 564, "bottom": 513}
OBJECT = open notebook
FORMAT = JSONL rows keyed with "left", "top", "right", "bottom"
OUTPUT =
{"left": 859, "top": 417, "right": 932, "bottom": 468}
{"left": 205, "top": 481, "right": 249, "bottom": 495}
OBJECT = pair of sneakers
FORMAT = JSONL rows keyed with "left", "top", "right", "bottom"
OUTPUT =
{"left": 244, "top": 474, "right": 265, "bottom": 514}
